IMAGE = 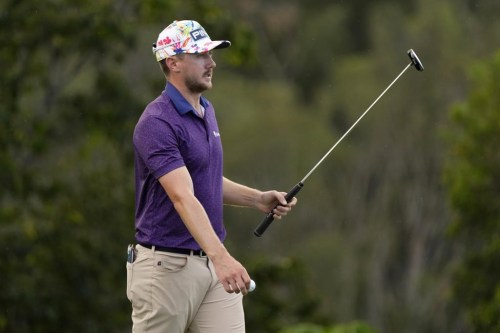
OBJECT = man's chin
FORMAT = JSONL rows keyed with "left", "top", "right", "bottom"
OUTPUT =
{"left": 186, "top": 80, "right": 212, "bottom": 93}
{"left": 202, "top": 78, "right": 213, "bottom": 90}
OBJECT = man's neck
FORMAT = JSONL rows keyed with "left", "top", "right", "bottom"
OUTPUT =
{"left": 169, "top": 80, "right": 204, "bottom": 116}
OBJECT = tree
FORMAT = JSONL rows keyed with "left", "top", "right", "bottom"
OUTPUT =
{"left": 244, "top": 257, "right": 328, "bottom": 333}
{"left": 444, "top": 51, "right": 500, "bottom": 333}
{"left": 0, "top": 2, "right": 141, "bottom": 330}
{"left": 280, "top": 321, "right": 379, "bottom": 333}
{"left": 214, "top": 1, "right": 499, "bottom": 331}
{"left": 0, "top": 1, "right": 255, "bottom": 331}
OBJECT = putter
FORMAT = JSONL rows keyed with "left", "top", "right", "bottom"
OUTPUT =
{"left": 254, "top": 49, "right": 424, "bottom": 237}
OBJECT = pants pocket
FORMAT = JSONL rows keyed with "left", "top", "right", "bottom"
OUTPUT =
{"left": 126, "top": 262, "right": 133, "bottom": 301}
{"left": 153, "top": 253, "right": 189, "bottom": 273}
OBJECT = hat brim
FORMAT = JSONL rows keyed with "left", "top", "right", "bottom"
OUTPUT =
{"left": 212, "top": 40, "right": 231, "bottom": 50}
{"left": 190, "top": 40, "right": 231, "bottom": 53}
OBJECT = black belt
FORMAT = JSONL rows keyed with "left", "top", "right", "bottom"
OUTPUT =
{"left": 139, "top": 243, "right": 207, "bottom": 257}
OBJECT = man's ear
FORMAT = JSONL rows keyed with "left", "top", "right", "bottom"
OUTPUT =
{"left": 167, "top": 57, "right": 181, "bottom": 73}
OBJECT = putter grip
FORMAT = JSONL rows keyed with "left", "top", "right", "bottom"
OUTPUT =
{"left": 254, "top": 182, "right": 304, "bottom": 237}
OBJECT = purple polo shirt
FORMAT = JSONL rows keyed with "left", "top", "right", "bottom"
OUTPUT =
{"left": 133, "top": 82, "right": 225, "bottom": 250}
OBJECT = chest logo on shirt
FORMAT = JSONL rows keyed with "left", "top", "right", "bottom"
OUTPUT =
{"left": 213, "top": 131, "right": 220, "bottom": 137}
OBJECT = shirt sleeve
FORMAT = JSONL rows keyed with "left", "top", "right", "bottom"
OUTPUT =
{"left": 133, "top": 113, "right": 185, "bottom": 179}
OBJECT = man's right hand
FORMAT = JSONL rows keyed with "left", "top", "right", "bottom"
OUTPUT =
{"left": 210, "top": 250, "right": 252, "bottom": 295}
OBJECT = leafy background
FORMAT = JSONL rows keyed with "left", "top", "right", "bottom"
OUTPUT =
{"left": 1, "top": 0, "right": 499, "bottom": 332}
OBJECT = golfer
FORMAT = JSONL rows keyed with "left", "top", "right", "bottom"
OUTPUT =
{"left": 127, "top": 20, "right": 297, "bottom": 333}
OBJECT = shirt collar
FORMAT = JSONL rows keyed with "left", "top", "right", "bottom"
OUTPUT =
{"left": 165, "top": 82, "right": 209, "bottom": 116}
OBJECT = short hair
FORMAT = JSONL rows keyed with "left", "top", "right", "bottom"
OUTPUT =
{"left": 159, "top": 59, "right": 169, "bottom": 76}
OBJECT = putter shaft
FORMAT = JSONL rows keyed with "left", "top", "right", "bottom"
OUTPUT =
{"left": 255, "top": 49, "right": 424, "bottom": 237}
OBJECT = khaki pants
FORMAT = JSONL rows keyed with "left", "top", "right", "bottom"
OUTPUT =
{"left": 126, "top": 244, "right": 245, "bottom": 333}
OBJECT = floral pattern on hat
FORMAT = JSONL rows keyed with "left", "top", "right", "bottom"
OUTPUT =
{"left": 153, "top": 20, "right": 230, "bottom": 61}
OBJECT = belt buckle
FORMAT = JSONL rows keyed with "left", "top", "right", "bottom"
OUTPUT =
{"left": 198, "top": 250, "right": 207, "bottom": 258}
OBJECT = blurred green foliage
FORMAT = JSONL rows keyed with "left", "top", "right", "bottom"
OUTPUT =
{"left": 244, "top": 257, "right": 328, "bottom": 332}
{"left": 444, "top": 51, "right": 500, "bottom": 332}
{"left": 0, "top": 0, "right": 499, "bottom": 332}
{"left": 280, "top": 321, "right": 379, "bottom": 333}
{"left": 0, "top": 1, "right": 256, "bottom": 332}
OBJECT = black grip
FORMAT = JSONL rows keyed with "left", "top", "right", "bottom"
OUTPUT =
{"left": 253, "top": 182, "right": 304, "bottom": 237}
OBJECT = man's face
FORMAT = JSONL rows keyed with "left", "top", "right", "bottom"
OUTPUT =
{"left": 178, "top": 51, "right": 216, "bottom": 93}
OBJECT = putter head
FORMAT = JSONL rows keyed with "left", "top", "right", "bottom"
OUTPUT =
{"left": 407, "top": 49, "right": 424, "bottom": 71}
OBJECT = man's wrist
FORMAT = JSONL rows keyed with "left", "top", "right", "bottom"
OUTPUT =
{"left": 206, "top": 243, "right": 229, "bottom": 261}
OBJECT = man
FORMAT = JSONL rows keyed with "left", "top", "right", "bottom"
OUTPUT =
{"left": 127, "top": 20, "right": 297, "bottom": 333}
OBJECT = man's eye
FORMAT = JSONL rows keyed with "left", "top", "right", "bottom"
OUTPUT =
{"left": 197, "top": 52, "right": 213, "bottom": 59}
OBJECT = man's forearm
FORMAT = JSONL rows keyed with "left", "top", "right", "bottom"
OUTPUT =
{"left": 222, "top": 177, "right": 261, "bottom": 208}
{"left": 172, "top": 193, "right": 228, "bottom": 258}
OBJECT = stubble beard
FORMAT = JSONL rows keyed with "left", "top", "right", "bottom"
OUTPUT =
{"left": 185, "top": 75, "right": 212, "bottom": 94}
